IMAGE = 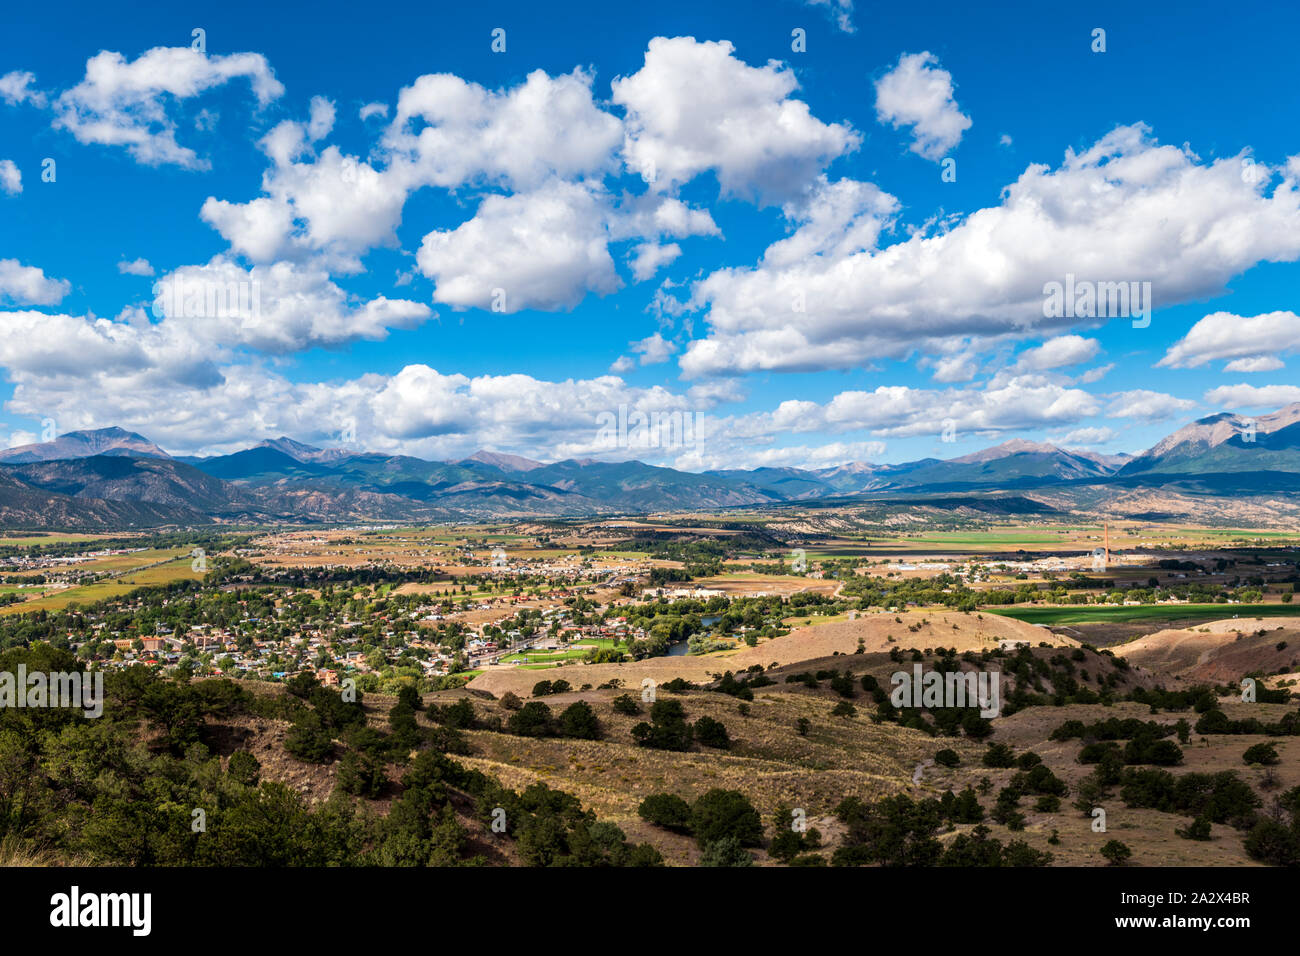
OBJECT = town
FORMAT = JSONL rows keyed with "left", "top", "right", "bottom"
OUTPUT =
{"left": 3, "top": 520, "right": 1295, "bottom": 696}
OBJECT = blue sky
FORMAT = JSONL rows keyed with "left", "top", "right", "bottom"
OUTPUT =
{"left": 1, "top": 0, "right": 1299, "bottom": 468}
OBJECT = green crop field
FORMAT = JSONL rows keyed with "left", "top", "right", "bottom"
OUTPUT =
{"left": 1172, "top": 528, "right": 1300, "bottom": 539}
{"left": 0, "top": 582, "right": 139, "bottom": 615}
{"left": 986, "top": 603, "right": 1300, "bottom": 625}
{"left": 122, "top": 558, "right": 207, "bottom": 586}
{"left": 908, "top": 532, "right": 1076, "bottom": 546}
{"left": 0, "top": 553, "right": 205, "bottom": 615}
{"left": 0, "top": 533, "right": 108, "bottom": 547}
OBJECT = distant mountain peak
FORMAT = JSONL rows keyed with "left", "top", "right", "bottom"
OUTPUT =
{"left": 949, "top": 438, "right": 1060, "bottom": 464}
{"left": 256, "top": 436, "right": 354, "bottom": 464}
{"left": 1067, "top": 448, "right": 1132, "bottom": 470}
{"left": 1120, "top": 401, "right": 1300, "bottom": 478}
{"left": 1147, "top": 402, "right": 1300, "bottom": 458}
{"left": 819, "top": 461, "right": 880, "bottom": 475}
{"left": 464, "top": 450, "right": 544, "bottom": 472}
{"left": 259, "top": 436, "right": 324, "bottom": 461}
{"left": 0, "top": 426, "right": 170, "bottom": 464}
{"left": 3, "top": 403, "right": 1294, "bottom": 528}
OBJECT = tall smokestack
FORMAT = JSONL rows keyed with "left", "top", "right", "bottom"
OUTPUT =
{"left": 1104, "top": 521, "right": 1110, "bottom": 567}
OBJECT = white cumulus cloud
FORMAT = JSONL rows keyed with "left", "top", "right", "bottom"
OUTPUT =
{"left": 681, "top": 125, "right": 1300, "bottom": 377}
{"left": 1015, "top": 335, "right": 1100, "bottom": 371}
{"left": 52, "top": 47, "right": 283, "bottom": 168}
{"left": 0, "top": 260, "right": 69, "bottom": 305}
{"left": 1158, "top": 310, "right": 1300, "bottom": 369}
{"left": 117, "top": 258, "right": 155, "bottom": 277}
{"left": 1204, "top": 383, "right": 1300, "bottom": 409}
{"left": 0, "top": 160, "right": 21, "bottom": 195}
{"left": 874, "top": 52, "right": 971, "bottom": 161}
{"left": 612, "top": 37, "right": 860, "bottom": 204}
{"left": 416, "top": 182, "right": 621, "bottom": 312}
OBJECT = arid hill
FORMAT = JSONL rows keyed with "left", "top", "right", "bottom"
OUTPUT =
{"left": 468, "top": 609, "right": 1067, "bottom": 698}
{"left": 1118, "top": 617, "right": 1300, "bottom": 683}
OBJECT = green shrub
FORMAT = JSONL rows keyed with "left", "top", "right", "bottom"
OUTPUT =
{"left": 226, "top": 750, "right": 261, "bottom": 786}
{"left": 506, "top": 701, "right": 554, "bottom": 737}
{"left": 691, "top": 789, "right": 763, "bottom": 848}
{"left": 558, "top": 701, "right": 602, "bottom": 739}
{"left": 934, "top": 748, "right": 960, "bottom": 768}
{"left": 693, "top": 716, "right": 730, "bottom": 749}
{"left": 1243, "top": 742, "right": 1280, "bottom": 766}
{"left": 638, "top": 793, "right": 693, "bottom": 832}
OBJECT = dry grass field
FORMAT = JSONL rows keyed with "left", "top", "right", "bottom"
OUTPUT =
{"left": 452, "top": 686, "right": 934, "bottom": 865}
{"left": 1118, "top": 618, "right": 1300, "bottom": 683}
{"left": 467, "top": 609, "right": 1065, "bottom": 698}
{"left": 398, "top": 608, "right": 1292, "bottom": 865}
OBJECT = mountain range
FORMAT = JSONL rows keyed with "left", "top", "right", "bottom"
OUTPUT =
{"left": 1, "top": 405, "right": 1298, "bottom": 528}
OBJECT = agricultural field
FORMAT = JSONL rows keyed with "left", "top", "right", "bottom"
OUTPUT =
{"left": 0, "top": 547, "right": 203, "bottom": 614}
{"left": 988, "top": 604, "right": 1300, "bottom": 626}
{"left": 0, "top": 533, "right": 111, "bottom": 547}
